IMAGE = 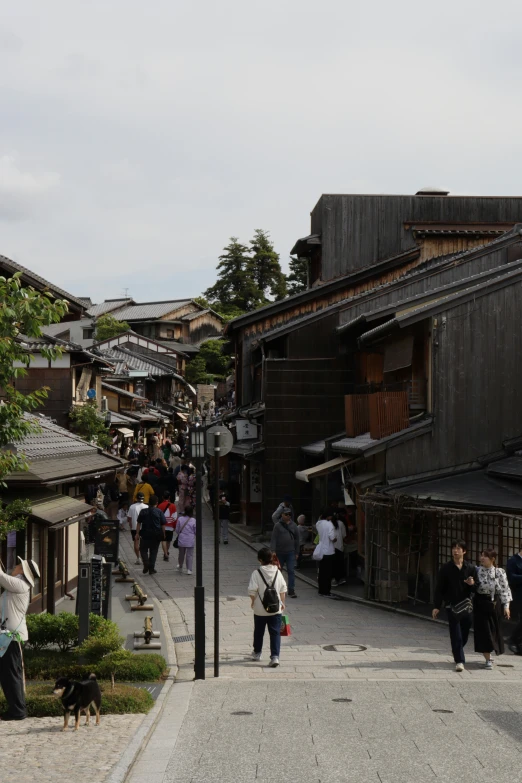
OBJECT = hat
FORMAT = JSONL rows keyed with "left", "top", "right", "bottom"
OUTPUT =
{"left": 281, "top": 507, "right": 292, "bottom": 515}
{"left": 17, "top": 557, "right": 40, "bottom": 588}
{"left": 136, "top": 492, "right": 145, "bottom": 501}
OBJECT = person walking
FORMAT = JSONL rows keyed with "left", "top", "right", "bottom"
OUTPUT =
{"left": 127, "top": 492, "right": 148, "bottom": 564}
{"left": 270, "top": 508, "right": 299, "bottom": 599}
{"left": 133, "top": 476, "right": 155, "bottom": 504}
{"left": 158, "top": 491, "right": 177, "bottom": 561}
{"left": 247, "top": 547, "right": 287, "bottom": 668}
{"left": 103, "top": 477, "right": 120, "bottom": 520}
{"left": 432, "top": 540, "right": 477, "bottom": 672}
{"left": 332, "top": 513, "right": 347, "bottom": 587}
{"left": 176, "top": 505, "right": 197, "bottom": 575}
{"left": 219, "top": 493, "right": 230, "bottom": 544}
{"left": 0, "top": 557, "right": 40, "bottom": 721}
{"left": 177, "top": 465, "right": 190, "bottom": 511}
{"left": 315, "top": 509, "right": 337, "bottom": 597}
{"left": 474, "top": 549, "right": 512, "bottom": 669}
{"left": 136, "top": 495, "right": 166, "bottom": 575}
{"left": 272, "top": 495, "right": 295, "bottom": 524}
{"left": 507, "top": 543, "right": 522, "bottom": 654}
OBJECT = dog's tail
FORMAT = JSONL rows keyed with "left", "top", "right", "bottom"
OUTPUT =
{"left": 88, "top": 673, "right": 97, "bottom": 680}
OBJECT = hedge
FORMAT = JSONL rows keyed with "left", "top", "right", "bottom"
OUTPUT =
{"left": 24, "top": 649, "right": 167, "bottom": 682}
{"left": 0, "top": 682, "right": 154, "bottom": 717}
{"left": 26, "top": 612, "right": 122, "bottom": 653}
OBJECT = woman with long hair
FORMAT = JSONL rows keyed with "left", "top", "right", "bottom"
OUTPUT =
{"left": 331, "top": 513, "right": 347, "bottom": 587}
{"left": 474, "top": 548, "right": 512, "bottom": 669}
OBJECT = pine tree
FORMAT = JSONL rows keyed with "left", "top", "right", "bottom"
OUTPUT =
{"left": 286, "top": 255, "right": 309, "bottom": 295}
{"left": 204, "top": 238, "right": 259, "bottom": 312}
{"left": 248, "top": 229, "right": 287, "bottom": 304}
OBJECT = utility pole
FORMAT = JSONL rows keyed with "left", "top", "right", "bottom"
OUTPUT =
{"left": 213, "top": 430, "right": 220, "bottom": 678}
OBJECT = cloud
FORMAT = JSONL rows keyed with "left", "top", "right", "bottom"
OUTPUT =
{"left": 0, "top": 155, "right": 60, "bottom": 220}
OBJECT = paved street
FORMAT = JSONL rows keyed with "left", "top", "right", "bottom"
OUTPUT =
{"left": 119, "top": 508, "right": 522, "bottom": 783}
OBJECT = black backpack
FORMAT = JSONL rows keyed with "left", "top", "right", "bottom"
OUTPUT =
{"left": 257, "top": 569, "right": 280, "bottom": 613}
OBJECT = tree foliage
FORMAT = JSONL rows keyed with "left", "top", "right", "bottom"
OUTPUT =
{"left": 0, "top": 272, "right": 68, "bottom": 539}
{"left": 185, "top": 354, "right": 212, "bottom": 386}
{"left": 286, "top": 255, "right": 309, "bottom": 295}
{"left": 95, "top": 313, "right": 131, "bottom": 342}
{"left": 204, "top": 238, "right": 259, "bottom": 313}
{"left": 69, "top": 400, "right": 112, "bottom": 449}
{"left": 249, "top": 229, "right": 287, "bottom": 303}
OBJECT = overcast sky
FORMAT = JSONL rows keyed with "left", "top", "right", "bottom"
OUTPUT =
{"left": 1, "top": 1, "right": 520, "bottom": 303}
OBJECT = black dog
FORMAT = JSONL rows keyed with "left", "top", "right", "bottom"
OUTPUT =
{"left": 53, "top": 674, "right": 102, "bottom": 731}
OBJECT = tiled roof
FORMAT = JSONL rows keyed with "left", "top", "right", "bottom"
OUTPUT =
{"left": 184, "top": 309, "right": 209, "bottom": 321}
{"left": 0, "top": 254, "right": 87, "bottom": 311}
{"left": 154, "top": 340, "right": 199, "bottom": 355}
{"left": 102, "top": 382, "right": 148, "bottom": 400}
{"left": 15, "top": 414, "right": 95, "bottom": 460}
{"left": 87, "top": 299, "right": 134, "bottom": 317}
{"left": 111, "top": 300, "right": 191, "bottom": 321}
{"left": 98, "top": 347, "right": 171, "bottom": 376}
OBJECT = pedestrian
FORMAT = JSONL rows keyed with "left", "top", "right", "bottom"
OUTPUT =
{"left": 162, "top": 439, "right": 172, "bottom": 463}
{"left": 117, "top": 502, "right": 129, "bottom": 531}
{"left": 432, "top": 539, "right": 477, "bottom": 672}
{"left": 103, "top": 476, "right": 120, "bottom": 520}
{"left": 247, "top": 547, "right": 287, "bottom": 668}
{"left": 176, "top": 505, "right": 197, "bottom": 575}
{"left": 177, "top": 464, "right": 190, "bottom": 510}
{"left": 332, "top": 513, "right": 347, "bottom": 587}
{"left": 314, "top": 508, "right": 337, "bottom": 597}
{"left": 270, "top": 507, "right": 299, "bottom": 599}
{"left": 272, "top": 495, "right": 295, "bottom": 524}
{"left": 474, "top": 548, "right": 512, "bottom": 669}
{"left": 128, "top": 492, "right": 148, "bottom": 564}
{"left": 158, "top": 491, "right": 177, "bottom": 561}
{"left": 507, "top": 542, "right": 522, "bottom": 654}
{"left": 133, "top": 475, "right": 155, "bottom": 504}
{"left": 296, "top": 514, "right": 310, "bottom": 569}
{"left": 136, "top": 494, "right": 166, "bottom": 575}
{"left": 0, "top": 557, "right": 40, "bottom": 721}
{"left": 219, "top": 493, "right": 230, "bottom": 544}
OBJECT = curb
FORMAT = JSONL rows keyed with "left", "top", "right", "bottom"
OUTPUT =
{"left": 227, "top": 525, "right": 451, "bottom": 629}
{"left": 106, "top": 534, "right": 179, "bottom": 783}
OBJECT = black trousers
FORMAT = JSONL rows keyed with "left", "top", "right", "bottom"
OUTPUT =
{"left": 318, "top": 554, "right": 334, "bottom": 595}
{"left": 447, "top": 608, "right": 472, "bottom": 664}
{"left": 140, "top": 538, "right": 160, "bottom": 571}
{"left": 0, "top": 641, "right": 26, "bottom": 719}
{"left": 333, "top": 549, "right": 346, "bottom": 582}
{"left": 509, "top": 598, "right": 522, "bottom": 647}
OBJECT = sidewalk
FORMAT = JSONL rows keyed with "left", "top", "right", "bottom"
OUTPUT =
{"left": 120, "top": 504, "right": 522, "bottom": 783}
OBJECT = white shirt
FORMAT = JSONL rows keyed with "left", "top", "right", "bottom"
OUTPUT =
{"left": 333, "top": 520, "right": 347, "bottom": 552}
{"left": 248, "top": 564, "right": 287, "bottom": 616}
{"left": 128, "top": 501, "right": 148, "bottom": 530}
{"left": 316, "top": 518, "right": 337, "bottom": 556}
{"left": 0, "top": 569, "right": 31, "bottom": 642}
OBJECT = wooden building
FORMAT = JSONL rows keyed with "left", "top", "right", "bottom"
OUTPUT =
{"left": 1, "top": 414, "right": 125, "bottom": 614}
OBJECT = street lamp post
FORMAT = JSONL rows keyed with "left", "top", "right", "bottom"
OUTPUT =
{"left": 213, "top": 431, "right": 220, "bottom": 678}
{"left": 190, "top": 427, "right": 206, "bottom": 680}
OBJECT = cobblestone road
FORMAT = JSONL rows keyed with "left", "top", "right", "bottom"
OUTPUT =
{"left": 119, "top": 508, "right": 522, "bottom": 783}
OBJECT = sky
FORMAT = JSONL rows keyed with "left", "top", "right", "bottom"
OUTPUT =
{"left": 1, "top": 1, "right": 521, "bottom": 303}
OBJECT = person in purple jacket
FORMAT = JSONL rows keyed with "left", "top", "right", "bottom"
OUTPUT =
{"left": 176, "top": 505, "right": 197, "bottom": 575}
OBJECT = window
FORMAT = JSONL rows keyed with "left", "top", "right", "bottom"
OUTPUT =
{"left": 166, "top": 330, "right": 174, "bottom": 338}
{"left": 83, "top": 328, "right": 94, "bottom": 339}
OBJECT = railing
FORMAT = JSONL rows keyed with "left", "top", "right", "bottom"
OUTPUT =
{"left": 345, "top": 394, "right": 370, "bottom": 437}
{"left": 369, "top": 391, "right": 409, "bottom": 439}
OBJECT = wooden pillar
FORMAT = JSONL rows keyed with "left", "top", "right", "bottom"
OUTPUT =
{"left": 46, "top": 528, "right": 56, "bottom": 615}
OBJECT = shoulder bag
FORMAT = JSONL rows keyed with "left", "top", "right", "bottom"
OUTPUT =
{"left": 0, "top": 593, "right": 23, "bottom": 658}
{"left": 173, "top": 517, "right": 191, "bottom": 549}
{"left": 450, "top": 597, "right": 473, "bottom": 620}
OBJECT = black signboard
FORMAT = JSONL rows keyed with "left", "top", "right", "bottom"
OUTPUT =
{"left": 101, "top": 563, "right": 112, "bottom": 620}
{"left": 91, "top": 556, "right": 103, "bottom": 615}
{"left": 94, "top": 519, "right": 120, "bottom": 563}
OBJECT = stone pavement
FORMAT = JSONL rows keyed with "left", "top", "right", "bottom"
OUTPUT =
{"left": 118, "top": 507, "right": 522, "bottom": 783}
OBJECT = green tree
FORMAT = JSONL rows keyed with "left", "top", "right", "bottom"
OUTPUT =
{"left": 286, "top": 255, "right": 309, "bottom": 295}
{"left": 0, "top": 272, "right": 68, "bottom": 540}
{"left": 204, "top": 238, "right": 259, "bottom": 313}
{"left": 95, "top": 313, "right": 131, "bottom": 342}
{"left": 185, "top": 355, "right": 212, "bottom": 385}
{"left": 193, "top": 296, "right": 244, "bottom": 323}
{"left": 248, "top": 229, "right": 287, "bottom": 303}
{"left": 198, "top": 339, "right": 228, "bottom": 379}
{"left": 69, "top": 400, "right": 112, "bottom": 449}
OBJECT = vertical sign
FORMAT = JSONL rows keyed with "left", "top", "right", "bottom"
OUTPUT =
{"left": 249, "top": 462, "right": 262, "bottom": 503}
{"left": 91, "top": 555, "right": 103, "bottom": 615}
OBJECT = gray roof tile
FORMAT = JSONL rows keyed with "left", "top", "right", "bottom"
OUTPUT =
{"left": 0, "top": 254, "right": 87, "bottom": 311}
{"left": 111, "top": 300, "right": 191, "bottom": 321}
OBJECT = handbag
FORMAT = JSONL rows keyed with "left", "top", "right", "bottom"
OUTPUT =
{"left": 173, "top": 517, "right": 191, "bottom": 549}
{"left": 312, "top": 543, "right": 323, "bottom": 561}
{"left": 280, "top": 613, "right": 292, "bottom": 637}
{"left": 0, "top": 594, "right": 23, "bottom": 658}
{"left": 450, "top": 597, "right": 473, "bottom": 620}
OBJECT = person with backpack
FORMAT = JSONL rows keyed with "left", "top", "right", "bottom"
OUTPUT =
{"left": 247, "top": 547, "right": 287, "bottom": 668}
{"left": 158, "top": 491, "right": 177, "bottom": 561}
{"left": 135, "top": 495, "right": 166, "bottom": 575}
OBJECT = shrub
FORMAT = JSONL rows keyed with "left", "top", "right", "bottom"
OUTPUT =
{"left": 0, "top": 682, "right": 153, "bottom": 717}
{"left": 77, "top": 625, "right": 124, "bottom": 661}
{"left": 26, "top": 614, "right": 58, "bottom": 651}
{"left": 23, "top": 649, "right": 167, "bottom": 682}
{"left": 26, "top": 612, "right": 120, "bottom": 653}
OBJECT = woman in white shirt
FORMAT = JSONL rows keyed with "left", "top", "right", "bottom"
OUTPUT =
{"left": 315, "top": 509, "right": 337, "bottom": 597}
{"left": 474, "top": 548, "right": 512, "bottom": 669}
{"left": 247, "top": 548, "right": 287, "bottom": 668}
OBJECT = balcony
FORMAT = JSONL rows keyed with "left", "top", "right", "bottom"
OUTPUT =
{"left": 345, "top": 380, "right": 425, "bottom": 440}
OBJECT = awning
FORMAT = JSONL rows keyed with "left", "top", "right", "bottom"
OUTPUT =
{"left": 2, "top": 491, "right": 93, "bottom": 529}
{"left": 383, "top": 335, "right": 414, "bottom": 373}
{"left": 117, "top": 427, "right": 134, "bottom": 437}
{"left": 176, "top": 412, "right": 188, "bottom": 421}
{"left": 296, "top": 456, "right": 353, "bottom": 483}
{"left": 346, "top": 471, "right": 384, "bottom": 488}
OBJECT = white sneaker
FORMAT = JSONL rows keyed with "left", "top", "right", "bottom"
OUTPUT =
{"left": 455, "top": 663, "right": 464, "bottom": 672}
{"left": 135, "top": 558, "right": 141, "bottom": 565}
{"left": 176, "top": 564, "right": 180, "bottom": 570}
{"left": 247, "top": 652, "right": 261, "bottom": 661}
{"left": 269, "top": 657, "right": 279, "bottom": 668}
{"left": 187, "top": 570, "right": 192, "bottom": 575}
